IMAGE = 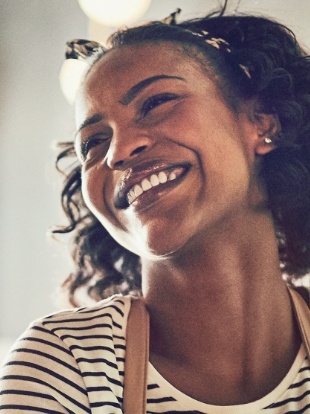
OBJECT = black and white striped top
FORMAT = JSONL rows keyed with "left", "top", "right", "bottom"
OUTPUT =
{"left": 1, "top": 295, "right": 310, "bottom": 413}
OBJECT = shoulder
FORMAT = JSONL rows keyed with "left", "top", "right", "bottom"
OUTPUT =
{"left": 42, "top": 293, "right": 131, "bottom": 322}
{"left": 37, "top": 294, "right": 132, "bottom": 337}
{"left": 1, "top": 294, "right": 132, "bottom": 367}
{"left": 0, "top": 295, "right": 132, "bottom": 410}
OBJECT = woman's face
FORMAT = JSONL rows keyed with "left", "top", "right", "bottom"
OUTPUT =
{"left": 75, "top": 41, "right": 265, "bottom": 259}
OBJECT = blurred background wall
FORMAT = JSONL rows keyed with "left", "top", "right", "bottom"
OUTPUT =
{"left": 1, "top": 0, "right": 310, "bottom": 360}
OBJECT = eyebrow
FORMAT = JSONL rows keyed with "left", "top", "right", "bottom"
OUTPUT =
{"left": 76, "top": 113, "right": 103, "bottom": 135}
{"left": 76, "top": 75, "right": 185, "bottom": 134}
{"left": 120, "top": 74, "right": 185, "bottom": 105}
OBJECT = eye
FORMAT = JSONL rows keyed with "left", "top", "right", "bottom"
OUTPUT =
{"left": 79, "top": 134, "right": 111, "bottom": 161}
{"left": 140, "top": 93, "right": 178, "bottom": 117}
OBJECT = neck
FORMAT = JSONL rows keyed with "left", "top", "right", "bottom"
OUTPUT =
{"left": 142, "top": 210, "right": 282, "bottom": 302}
{"left": 141, "top": 211, "right": 300, "bottom": 404}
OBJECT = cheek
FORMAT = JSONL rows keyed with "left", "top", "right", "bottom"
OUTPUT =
{"left": 81, "top": 167, "right": 152, "bottom": 256}
{"left": 81, "top": 166, "right": 121, "bottom": 238}
{"left": 81, "top": 167, "right": 103, "bottom": 216}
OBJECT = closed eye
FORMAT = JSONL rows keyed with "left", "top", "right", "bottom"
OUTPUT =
{"left": 80, "top": 134, "right": 111, "bottom": 161}
{"left": 140, "top": 93, "right": 178, "bottom": 117}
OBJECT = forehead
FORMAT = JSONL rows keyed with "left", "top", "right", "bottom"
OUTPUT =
{"left": 81, "top": 41, "right": 211, "bottom": 97}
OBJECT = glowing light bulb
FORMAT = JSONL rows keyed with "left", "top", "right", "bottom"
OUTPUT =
{"left": 59, "top": 59, "right": 89, "bottom": 105}
{"left": 78, "top": 0, "right": 151, "bottom": 27}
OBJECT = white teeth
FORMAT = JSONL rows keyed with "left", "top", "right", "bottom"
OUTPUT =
{"left": 127, "top": 192, "right": 133, "bottom": 204}
{"left": 127, "top": 169, "right": 181, "bottom": 205}
{"left": 158, "top": 171, "right": 168, "bottom": 184}
{"left": 150, "top": 174, "right": 160, "bottom": 187}
{"left": 141, "top": 178, "right": 152, "bottom": 191}
{"left": 133, "top": 184, "right": 143, "bottom": 197}
{"left": 169, "top": 171, "right": 177, "bottom": 181}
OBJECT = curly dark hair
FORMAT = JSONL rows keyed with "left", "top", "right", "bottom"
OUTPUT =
{"left": 54, "top": 5, "right": 310, "bottom": 306}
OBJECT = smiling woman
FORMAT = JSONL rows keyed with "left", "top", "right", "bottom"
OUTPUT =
{"left": 1, "top": 4, "right": 310, "bottom": 413}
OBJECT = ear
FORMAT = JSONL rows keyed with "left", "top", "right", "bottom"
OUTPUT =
{"left": 252, "top": 110, "right": 281, "bottom": 156}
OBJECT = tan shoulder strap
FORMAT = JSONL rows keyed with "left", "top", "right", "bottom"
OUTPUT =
{"left": 289, "top": 287, "right": 310, "bottom": 358}
{"left": 123, "top": 296, "right": 150, "bottom": 414}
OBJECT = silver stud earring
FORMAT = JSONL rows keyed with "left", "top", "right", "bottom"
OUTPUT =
{"left": 264, "top": 137, "right": 273, "bottom": 145}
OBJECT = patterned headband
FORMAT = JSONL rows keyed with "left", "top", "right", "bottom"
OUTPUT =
{"left": 65, "top": 39, "right": 105, "bottom": 60}
{"left": 162, "top": 8, "right": 251, "bottom": 78}
{"left": 65, "top": 9, "right": 251, "bottom": 79}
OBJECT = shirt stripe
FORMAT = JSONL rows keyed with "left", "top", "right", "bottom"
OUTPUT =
{"left": 1, "top": 294, "right": 310, "bottom": 413}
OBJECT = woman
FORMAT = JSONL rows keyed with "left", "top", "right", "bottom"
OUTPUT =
{"left": 1, "top": 5, "right": 310, "bottom": 413}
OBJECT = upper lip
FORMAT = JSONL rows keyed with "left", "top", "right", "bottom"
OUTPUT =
{"left": 114, "top": 159, "right": 190, "bottom": 209}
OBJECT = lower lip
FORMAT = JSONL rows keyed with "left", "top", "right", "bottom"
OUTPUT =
{"left": 128, "top": 168, "right": 190, "bottom": 211}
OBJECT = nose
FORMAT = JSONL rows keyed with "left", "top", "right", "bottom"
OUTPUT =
{"left": 106, "top": 129, "right": 151, "bottom": 169}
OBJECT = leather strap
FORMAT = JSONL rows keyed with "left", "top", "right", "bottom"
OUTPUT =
{"left": 289, "top": 287, "right": 310, "bottom": 358}
{"left": 123, "top": 296, "right": 150, "bottom": 414}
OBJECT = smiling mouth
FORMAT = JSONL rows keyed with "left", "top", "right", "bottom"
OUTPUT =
{"left": 115, "top": 164, "right": 190, "bottom": 209}
{"left": 127, "top": 166, "right": 185, "bottom": 205}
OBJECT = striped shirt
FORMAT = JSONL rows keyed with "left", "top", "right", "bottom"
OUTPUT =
{"left": 1, "top": 295, "right": 310, "bottom": 413}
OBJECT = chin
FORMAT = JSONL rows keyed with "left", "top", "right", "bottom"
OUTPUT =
{"left": 125, "top": 241, "right": 180, "bottom": 262}
{"left": 119, "top": 234, "right": 185, "bottom": 261}
{"left": 143, "top": 237, "right": 188, "bottom": 261}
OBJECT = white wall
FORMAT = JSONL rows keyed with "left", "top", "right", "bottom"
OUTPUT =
{"left": 0, "top": 0, "right": 310, "bottom": 352}
{"left": 0, "top": 0, "right": 88, "bottom": 341}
